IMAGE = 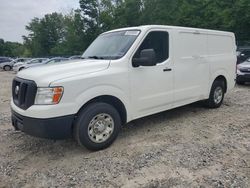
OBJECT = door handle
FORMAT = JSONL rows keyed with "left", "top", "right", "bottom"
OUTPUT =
{"left": 163, "top": 68, "right": 172, "bottom": 72}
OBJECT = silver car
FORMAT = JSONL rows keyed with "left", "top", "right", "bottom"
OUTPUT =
{"left": 236, "top": 58, "right": 250, "bottom": 85}
{"left": 0, "top": 58, "right": 31, "bottom": 71}
{"left": 13, "top": 58, "right": 49, "bottom": 72}
{"left": 14, "top": 57, "right": 69, "bottom": 72}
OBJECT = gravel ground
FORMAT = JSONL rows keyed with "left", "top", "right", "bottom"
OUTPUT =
{"left": 0, "top": 71, "right": 249, "bottom": 188}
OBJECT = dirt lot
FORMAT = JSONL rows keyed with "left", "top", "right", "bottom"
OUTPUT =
{"left": 0, "top": 71, "right": 249, "bottom": 188}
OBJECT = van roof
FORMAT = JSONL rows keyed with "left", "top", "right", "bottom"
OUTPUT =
{"left": 104, "top": 25, "right": 234, "bottom": 36}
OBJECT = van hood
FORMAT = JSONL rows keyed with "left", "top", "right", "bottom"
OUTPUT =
{"left": 17, "top": 59, "right": 110, "bottom": 86}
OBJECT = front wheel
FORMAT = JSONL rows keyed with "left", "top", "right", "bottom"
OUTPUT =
{"left": 73, "top": 102, "right": 121, "bottom": 151}
{"left": 19, "top": 67, "right": 25, "bottom": 71}
{"left": 204, "top": 80, "right": 225, "bottom": 108}
{"left": 4, "top": 65, "right": 11, "bottom": 71}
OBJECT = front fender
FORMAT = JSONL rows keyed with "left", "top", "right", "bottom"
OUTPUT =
{"left": 74, "top": 85, "right": 132, "bottom": 122}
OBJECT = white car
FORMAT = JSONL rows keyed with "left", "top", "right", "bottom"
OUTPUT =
{"left": 11, "top": 25, "right": 236, "bottom": 151}
{"left": 0, "top": 58, "right": 30, "bottom": 71}
{"left": 13, "top": 58, "right": 49, "bottom": 72}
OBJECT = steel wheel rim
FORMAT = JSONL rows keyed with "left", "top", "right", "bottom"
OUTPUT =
{"left": 88, "top": 113, "right": 114, "bottom": 143}
{"left": 214, "top": 87, "right": 223, "bottom": 104}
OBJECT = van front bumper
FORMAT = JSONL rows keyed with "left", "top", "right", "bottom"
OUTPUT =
{"left": 11, "top": 110, "right": 75, "bottom": 139}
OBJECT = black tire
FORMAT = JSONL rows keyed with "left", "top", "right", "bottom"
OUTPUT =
{"left": 73, "top": 102, "right": 121, "bottom": 151}
{"left": 19, "top": 67, "right": 24, "bottom": 71}
{"left": 204, "top": 80, "right": 225, "bottom": 108}
{"left": 3, "top": 65, "right": 11, "bottom": 71}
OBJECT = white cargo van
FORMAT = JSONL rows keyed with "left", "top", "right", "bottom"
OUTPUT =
{"left": 11, "top": 25, "right": 236, "bottom": 150}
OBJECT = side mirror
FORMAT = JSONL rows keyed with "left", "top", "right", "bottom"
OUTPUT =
{"left": 132, "top": 49, "right": 157, "bottom": 67}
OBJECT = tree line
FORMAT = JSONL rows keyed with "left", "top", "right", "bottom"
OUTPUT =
{"left": 1, "top": 0, "right": 250, "bottom": 57}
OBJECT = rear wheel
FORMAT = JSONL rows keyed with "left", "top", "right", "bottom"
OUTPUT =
{"left": 204, "top": 80, "right": 225, "bottom": 108}
{"left": 3, "top": 65, "right": 11, "bottom": 71}
{"left": 73, "top": 102, "right": 121, "bottom": 151}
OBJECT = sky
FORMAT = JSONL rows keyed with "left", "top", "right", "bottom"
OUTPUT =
{"left": 0, "top": 0, "right": 79, "bottom": 43}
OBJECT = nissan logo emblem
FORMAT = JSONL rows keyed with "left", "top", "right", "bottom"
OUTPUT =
{"left": 15, "top": 85, "right": 20, "bottom": 95}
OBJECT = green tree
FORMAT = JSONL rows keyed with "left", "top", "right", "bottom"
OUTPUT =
{"left": 21, "top": 0, "right": 250, "bottom": 57}
{"left": 112, "top": 0, "right": 142, "bottom": 27}
{"left": 79, "top": 0, "right": 101, "bottom": 44}
{"left": 51, "top": 10, "right": 87, "bottom": 55}
{"left": 24, "top": 13, "right": 65, "bottom": 57}
{"left": 0, "top": 39, "right": 26, "bottom": 57}
{"left": 0, "top": 39, "right": 4, "bottom": 55}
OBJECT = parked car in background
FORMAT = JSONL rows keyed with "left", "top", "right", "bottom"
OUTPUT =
{"left": 33, "top": 57, "right": 69, "bottom": 66}
{"left": 43, "top": 57, "right": 69, "bottom": 64}
{"left": 13, "top": 58, "right": 49, "bottom": 72}
{"left": 237, "top": 47, "right": 250, "bottom": 64}
{"left": 0, "top": 57, "right": 13, "bottom": 64}
{"left": 0, "top": 58, "right": 30, "bottom": 71}
{"left": 69, "top": 55, "right": 82, "bottom": 60}
{"left": 14, "top": 57, "right": 69, "bottom": 72}
{"left": 236, "top": 58, "right": 250, "bottom": 84}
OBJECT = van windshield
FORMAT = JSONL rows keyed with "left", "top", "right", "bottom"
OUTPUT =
{"left": 82, "top": 30, "right": 140, "bottom": 60}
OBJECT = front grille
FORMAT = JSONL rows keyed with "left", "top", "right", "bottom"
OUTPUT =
{"left": 240, "top": 68, "right": 250, "bottom": 73}
{"left": 12, "top": 77, "right": 37, "bottom": 110}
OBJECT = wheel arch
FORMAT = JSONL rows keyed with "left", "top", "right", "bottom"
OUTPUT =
{"left": 76, "top": 95, "right": 127, "bottom": 125}
{"left": 19, "top": 66, "right": 25, "bottom": 71}
{"left": 210, "top": 69, "right": 229, "bottom": 93}
{"left": 3, "top": 64, "right": 11, "bottom": 70}
{"left": 214, "top": 75, "right": 227, "bottom": 93}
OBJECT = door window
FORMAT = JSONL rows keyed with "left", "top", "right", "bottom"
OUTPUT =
{"left": 134, "top": 31, "right": 169, "bottom": 63}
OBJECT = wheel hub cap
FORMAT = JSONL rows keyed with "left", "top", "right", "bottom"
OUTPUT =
{"left": 95, "top": 121, "right": 105, "bottom": 133}
{"left": 88, "top": 113, "right": 114, "bottom": 143}
{"left": 214, "top": 87, "right": 223, "bottom": 104}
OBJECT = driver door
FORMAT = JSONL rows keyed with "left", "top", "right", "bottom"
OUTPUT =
{"left": 129, "top": 30, "right": 174, "bottom": 118}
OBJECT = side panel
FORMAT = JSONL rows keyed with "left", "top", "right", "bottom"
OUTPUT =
{"left": 173, "top": 30, "right": 209, "bottom": 104}
{"left": 207, "top": 33, "right": 236, "bottom": 93}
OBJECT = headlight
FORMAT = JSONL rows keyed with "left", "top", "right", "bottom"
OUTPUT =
{"left": 35, "top": 87, "right": 64, "bottom": 105}
{"left": 237, "top": 69, "right": 241, "bottom": 75}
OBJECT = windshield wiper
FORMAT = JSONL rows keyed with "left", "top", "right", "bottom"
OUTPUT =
{"left": 87, "top": 56, "right": 104, "bottom": 60}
